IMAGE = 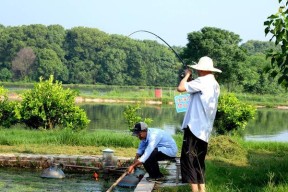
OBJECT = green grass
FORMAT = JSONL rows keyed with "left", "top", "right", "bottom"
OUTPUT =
{"left": 0, "top": 126, "right": 184, "bottom": 156}
{"left": 0, "top": 126, "right": 140, "bottom": 148}
{"left": 155, "top": 136, "right": 288, "bottom": 192}
{"left": 235, "top": 92, "right": 288, "bottom": 107}
{"left": 1, "top": 127, "right": 288, "bottom": 191}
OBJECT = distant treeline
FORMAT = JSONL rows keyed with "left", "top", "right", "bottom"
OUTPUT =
{"left": 0, "top": 24, "right": 286, "bottom": 94}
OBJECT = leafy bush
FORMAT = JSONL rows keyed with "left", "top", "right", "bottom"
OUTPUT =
{"left": 0, "top": 86, "right": 18, "bottom": 127}
{"left": 15, "top": 76, "right": 90, "bottom": 131}
{"left": 214, "top": 93, "right": 256, "bottom": 134}
{"left": 123, "top": 104, "right": 153, "bottom": 131}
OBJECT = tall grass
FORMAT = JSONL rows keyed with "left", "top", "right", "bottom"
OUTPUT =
{"left": 0, "top": 127, "right": 140, "bottom": 148}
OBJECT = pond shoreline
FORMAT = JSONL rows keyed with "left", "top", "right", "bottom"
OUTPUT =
{"left": 7, "top": 93, "right": 170, "bottom": 105}
{"left": 7, "top": 93, "right": 288, "bottom": 108}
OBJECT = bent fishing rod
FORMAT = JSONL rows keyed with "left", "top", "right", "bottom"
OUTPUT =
{"left": 128, "top": 30, "right": 193, "bottom": 80}
{"left": 128, "top": 30, "right": 186, "bottom": 67}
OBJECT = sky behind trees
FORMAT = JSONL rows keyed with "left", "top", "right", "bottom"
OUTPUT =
{"left": 0, "top": 0, "right": 280, "bottom": 46}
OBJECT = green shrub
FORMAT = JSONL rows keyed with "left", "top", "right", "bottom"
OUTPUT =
{"left": 0, "top": 86, "right": 18, "bottom": 127}
{"left": 214, "top": 93, "right": 256, "bottom": 134}
{"left": 123, "top": 104, "right": 153, "bottom": 131}
{"left": 15, "top": 76, "right": 90, "bottom": 131}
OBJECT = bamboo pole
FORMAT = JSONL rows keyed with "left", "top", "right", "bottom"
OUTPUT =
{"left": 106, "top": 170, "right": 128, "bottom": 192}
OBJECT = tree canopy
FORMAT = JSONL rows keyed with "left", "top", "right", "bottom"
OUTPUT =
{"left": 264, "top": 0, "right": 288, "bottom": 87}
{"left": 0, "top": 24, "right": 286, "bottom": 94}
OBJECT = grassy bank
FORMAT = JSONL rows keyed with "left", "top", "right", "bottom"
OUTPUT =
{"left": 0, "top": 127, "right": 288, "bottom": 191}
{"left": 235, "top": 92, "right": 288, "bottom": 108}
{"left": 157, "top": 137, "right": 288, "bottom": 192}
{"left": 0, "top": 127, "right": 182, "bottom": 157}
{"left": 2, "top": 82, "right": 288, "bottom": 107}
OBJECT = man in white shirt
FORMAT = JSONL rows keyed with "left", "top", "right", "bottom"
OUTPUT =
{"left": 177, "top": 56, "right": 221, "bottom": 192}
{"left": 127, "top": 122, "right": 178, "bottom": 182}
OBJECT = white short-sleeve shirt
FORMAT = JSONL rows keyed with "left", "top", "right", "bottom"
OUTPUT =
{"left": 181, "top": 74, "right": 220, "bottom": 142}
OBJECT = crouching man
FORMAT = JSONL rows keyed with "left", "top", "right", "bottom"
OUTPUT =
{"left": 127, "top": 122, "right": 178, "bottom": 182}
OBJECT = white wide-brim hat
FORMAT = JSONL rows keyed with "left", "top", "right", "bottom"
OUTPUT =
{"left": 188, "top": 56, "right": 222, "bottom": 73}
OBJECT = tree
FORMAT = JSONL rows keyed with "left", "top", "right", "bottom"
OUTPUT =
{"left": 97, "top": 48, "right": 127, "bottom": 85}
{"left": 264, "top": 0, "right": 288, "bottom": 87}
{"left": 239, "top": 41, "right": 285, "bottom": 94}
{"left": 15, "top": 75, "right": 90, "bottom": 130}
{"left": 0, "top": 26, "right": 26, "bottom": 64}
{"left": 67, "top": 58, "right": 97, "bottom": 84}
{"left": 64, "top": 27, "right": 110, "bottom": 84}
{"left": 0, "top": 24, "right": 68, "bottom": 83}
{"left": 11, "top": 47, "right": 36, "bottom": 81}
{"left": 121, "top": 43, "right": 147, "bottom": 86}
{"left": 35, "top": 48, "right": 68, "bottom": 82}
{"left": 240, "top": 40, "right": 280, "bottom": 55}
{"left": 181, "top": 27, "right": 247, "bottom": 90}
{"left": 238, "top": 54, "right": 285, "bottom": 94}
{"left": 0, "top": 68, "right": 12, "bottom": 81}
{"left": 22, "top": 24, "right": 49, "bottom": 48}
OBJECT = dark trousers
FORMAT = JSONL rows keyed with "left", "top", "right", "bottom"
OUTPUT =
{"left": 143, "top": 148, "right": 175, "bottom": 178}
{"left": 180, "top": 128, "right": 208, "bottom": 184}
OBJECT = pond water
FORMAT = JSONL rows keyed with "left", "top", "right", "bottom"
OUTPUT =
{"left": 80, "top": 104, "right": 288, "bottom": 142}
{"left": 244, "top": 108, "right": 288, "bottom": 142}
{"left": 0, "top": 167, "right": 134, "bottom": 192}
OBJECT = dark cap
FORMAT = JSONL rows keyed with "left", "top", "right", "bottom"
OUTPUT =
{"left": 131, "top": 122, "right": 148, "bottom": 136}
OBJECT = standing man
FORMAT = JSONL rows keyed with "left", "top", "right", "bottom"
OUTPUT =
{"left": 177, "top": 56, "right": 221, "bottom": 192}
{"left": 127, "top": 122, "right": 178, "bottom": 182}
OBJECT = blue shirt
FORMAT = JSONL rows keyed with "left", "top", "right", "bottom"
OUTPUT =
{"left": 137, "top": 128, "right": 178, "bottom": 163}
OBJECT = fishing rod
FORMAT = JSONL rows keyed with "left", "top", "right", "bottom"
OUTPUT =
{"left": 128, "top": 30, "right": 186, "bottom": 67}
{"left": 128, "top": 30, "right": 193, "bottom": 80}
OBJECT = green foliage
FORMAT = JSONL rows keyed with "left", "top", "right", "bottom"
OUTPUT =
{"left": 240, "top": 40, "right": 280, "bottom": 55}
{"left": 181, "top": 27, "right": 247, "bottom": 90}
{"left": 35, "top": 48, "right": 68, "bottom": 82}
{"left": 15, "top": 75, "right": 90, "bottom": 130}
{"left": 214, "top": 93, "right": 256, "bottom": 134}
{"left": 0, "top": 68, "right": 12, "bottom": 81}
{"left": 0, "top": 86, "right": 18, "bottom": 127}
{"left": 0, "top": 24, "right": 180, "bottom": 87}
{"left": 264, "top": 1, "right": 288, "bottom": 87}
{"left": 0, "top": 23, "right": 287, "bottom": 94}
{"left": 123, "top": 104, "right": 153, "bottom": 131}
{"left": 236, "top": 54, "right": 285, "bottom": 94}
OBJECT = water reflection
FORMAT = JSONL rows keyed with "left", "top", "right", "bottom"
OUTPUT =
{"left": 81, "top": 103, "right": 184, "bottom": 134}
{"left": 245, "top": 131, "right": 288, "bottom": 142}
{"left": 80, "top": 104, "right": 288, "bottom": 142}
{"left": 244, "top": 108, "right": 288, "bottom": 142}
